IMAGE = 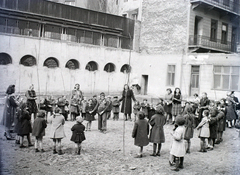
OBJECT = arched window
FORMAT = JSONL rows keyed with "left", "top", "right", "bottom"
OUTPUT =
{"left": 43, "top": 57, "right": 59, "bottom": 68}
{"left": 0, "top": 53, "right": 12, "bottom": 65}
{"left": 104, "top": 63, "right": 115, "bottom": 73}
{"left": 85, "top": 61, "right": 98, "bottom": 71}
{"left": 65, "top": 59, "right": 79, "bottom": 70}
{"left": 20, "top": 55, "right": 37, "bottom": 66}
{"left": 120, "top": 64, "right": 131, "bottom": 73}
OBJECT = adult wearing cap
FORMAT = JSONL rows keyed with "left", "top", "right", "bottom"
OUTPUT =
{"left": 226, "top": 91, "right": 238, "bottom": 128}
{"left": 1, "top": 85, "right": 19, "bottom": 140}
{"left": 119, "top": 84, "right": 136, "bottom": 121}
{"left": 97, "top": 92, "right": 109, "bottom": 133}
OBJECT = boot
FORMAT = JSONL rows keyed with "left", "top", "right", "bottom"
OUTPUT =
{"left": 179, "top": 157, "right": 184, "bottom": 169}
{"left": 172, "top": 157, "right": 180, "bottom": 171}
{"left": 53, "top": 149, "right": 57, "bottom": 154}
{"left": 150, "top": 144, "right": 157, "bottom": 156}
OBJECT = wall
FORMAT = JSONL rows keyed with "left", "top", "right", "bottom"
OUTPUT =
{"left": 140, "top": 0, "right": 188, "bottom": 54}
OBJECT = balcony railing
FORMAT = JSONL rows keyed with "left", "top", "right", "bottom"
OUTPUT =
{"left": 190, "top": 0, "right": 240, "bottom": 15}
{"left": 189, "top": 35, "right": 233, "bottom": 52}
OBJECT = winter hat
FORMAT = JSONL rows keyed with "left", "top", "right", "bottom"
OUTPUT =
{"left": 137, "top": 111, "right": 145, "bottom": 119}
{"left": 175, "top": 116, "right": 185, "bottom": 126}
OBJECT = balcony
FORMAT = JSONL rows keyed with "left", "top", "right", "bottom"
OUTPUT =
{"left": 188, "top": 35, "right": 234, "bottom": 53}
{"left": 190, "top": 0, "right": 240, "bottom": 16}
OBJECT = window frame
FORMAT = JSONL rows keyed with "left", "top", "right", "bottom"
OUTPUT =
{"left": 213, "top": 65, "right": 240, "bottom": 91}
{"left": 221, "top": 23, "right": 228, "bottom": 44}
{"left": 166, "top": 64, "right": 176, "bottom": 86}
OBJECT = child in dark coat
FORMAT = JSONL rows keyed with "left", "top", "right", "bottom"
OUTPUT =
{"left": 141, "top": 99, "right": 149, "bottom": 119}
{"left": 132, "top": 111, "right": 149, "bottom": 158}
{"left": 71, "top": 116, "right": 86, "bottom": 155}
{"left": 32, "top": 110, "right": 47, "bottom": 152}
{"left": 18, "top": 103, "right": 33, "bottom": 148}
{"left": 112, "top": 96, "right": 120, "bottom": 121}
{"left": 149, "top": 106, "right": 166, "bottom": 156}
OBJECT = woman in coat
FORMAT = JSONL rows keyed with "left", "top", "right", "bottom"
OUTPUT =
{"left": 132, "top": 111, "right": 149, "bottom": 158}
{"left": 149, "top": 106, "right": 166, "bottom": 156}
{"left": 172, "top": 88, "right": 182, "bottom": 124}
{"left": 183, "top": 106, "right": 195, "bottom": 153}
{"left": 119, "top": 84, "right": 136, "bottom": 121}
{"left": 1, "top": 85, "right": 19, "bottom": 140}
{"left": 25, "top": 84, "right": 38, "bottom": 119}
{"left": 49, "top": 107, "right": 65, "bottom": 155}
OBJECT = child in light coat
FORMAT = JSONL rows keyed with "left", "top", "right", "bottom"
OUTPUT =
{"left": 196, "top": 110, "right": 210, "bottom": 153}
{"left": 169, "top": 116, "right": 186, "bottom": 171}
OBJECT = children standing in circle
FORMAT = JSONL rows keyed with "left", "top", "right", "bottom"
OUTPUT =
{"left": 132, "top": 111, "right": 149, "bottom": 158}
{"left": 70, "top": 116, "right": 86, "bottom": 155}
{"left": 32, "top": 110, "right": 47, "bottom": 152}
{"left": 49, "top": 107, "right": 65, "bottom": 155}
{"left": 149, "top": 106, "right": 166, "bottom": 156}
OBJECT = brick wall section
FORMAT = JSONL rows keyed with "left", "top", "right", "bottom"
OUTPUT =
{"left": 140, "top": 0, "right": 189, "bottom": 54}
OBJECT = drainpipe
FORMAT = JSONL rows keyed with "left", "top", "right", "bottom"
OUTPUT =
{"left": 180, "top": 1, "right": 191, "bottom": 98}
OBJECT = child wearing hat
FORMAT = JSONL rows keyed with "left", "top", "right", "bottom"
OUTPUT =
{"left": 112, "top": 96, "right": 120, "bottom": 121}
{"left": 132, "top": 111, "right": 149, "bottom": 158}
{"left": 133, "top": 101, "right": 141, "bottom": 122}
{"left": 71, "top": 116, "right": 86, "bottom": 155}
{"left": 49, "top": 107, "right": 65, "bottom": 155}
{"left": 196, "top": 110, "right": 210, "bottom": 153}
{"left": 169, "top": 116, "right": 186, "bottom": 171}
{"left": 149, "top": 106, "right": 166, "bottom": 156}
{"left": 106, "top": 96, "right": 112, "bottom": 120}
{"left": 141, "top": 99, "right": 149, "bottom": 119}
{"left": 32, "top": 110, "right": 47, "bottom": 152}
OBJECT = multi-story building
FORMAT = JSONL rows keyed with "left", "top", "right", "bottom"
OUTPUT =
{"left": 139, "top": 0, "right": 240, "bottom": 99}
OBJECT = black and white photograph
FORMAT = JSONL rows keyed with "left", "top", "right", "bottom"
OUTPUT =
{"left": 0, "top": 0, "right": 240, "bottom": 174}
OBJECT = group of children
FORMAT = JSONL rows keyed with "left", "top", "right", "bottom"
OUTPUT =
{"left": 9, "top": 89, "right": 239, "bottom": 172}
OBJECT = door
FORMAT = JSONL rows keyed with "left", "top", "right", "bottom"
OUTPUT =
{"left": 141, "top": 75, "right": 148, "bottom": 95}
{"left": 190, "top": 66, "right": 200, "bottom": 96}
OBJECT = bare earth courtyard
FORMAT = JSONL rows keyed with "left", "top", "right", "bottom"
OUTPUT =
{"left": 0, "top": 113, "right": 240, "bottom": 175}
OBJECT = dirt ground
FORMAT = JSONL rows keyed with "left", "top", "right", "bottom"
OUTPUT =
{"left": 0, "top": 113, "right": 240, "bottom": 175}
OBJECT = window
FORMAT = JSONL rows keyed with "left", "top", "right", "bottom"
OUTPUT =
{"left": 221, "top": 23, "right": 228, "bottom": 44}
{"left": 20, "top": 55, "right": 36, "bottom": 66}
{"left": 85, "top": 61, "right": 98, "bottom": 71}
{"left": 43, "top": 57, "right": 59, "bottom": 68}
{"left": 65, "top": 59, "right": 79, "bottom": 70}
{"left": 210, "top": 19, "right": 218, "bottom": 42}
{"left": 167, "top": 65, "right": 175, "bottom": 86}
{"left": 120, "top": 64, "right": 131, "bottom": 73}
{"left": 104, "top": 63, "right": 115, "bottom": 72}
{"left": 0, "top": 53, "right": 12, "bottom": 65}
{"left": 213, "top": 66, "right": 240, "bottom": 90}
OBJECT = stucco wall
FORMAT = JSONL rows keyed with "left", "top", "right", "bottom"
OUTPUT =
{"left": 140, "top": 0, "right": 189, "bottom": 54}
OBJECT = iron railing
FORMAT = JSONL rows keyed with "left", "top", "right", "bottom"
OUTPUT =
{"left": 190, "top": 0, "right": 240, "bottom": 14}
{"left": 189, "top": 35, "right": 234, "bottom": 52}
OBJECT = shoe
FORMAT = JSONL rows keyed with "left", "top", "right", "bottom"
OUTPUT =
{"left": 53, "top": 149, "right": 57, "bottom": 154}
{"left": 35, "top": 149, "right": 40, "bottom": 152}
{"left": 209, "top": 148, "right": 213, "bottom": 151}
{"left": 202, "top": 149, "right": 207, "bottom": 152}
{"left": 20, "top": 145, "right": 26, "bottom": 148}
{"left": 134, "top": 154, "right": 142, "bottom": 158}
{"left": 41, "top": 149, "right": 45, "bottom": 153}
{"left": 28, "top": 144, "right": 34, "bottom": 147}
{"left": 198, "top": 149, "right": 203, "bottom": 152}
{"left": 215, "top": 140, "right": 220, "bottom": 144}
{"left": 150, "top": 153, "right": 157, "bottom": 157}
{"left": 172, "top": 168, "right": 179, "bottom": 171}
{"left": 156, "top": 152, "right": 161, "bottom": 156}
{"left": 179, "top": 165, "right": 184, "bottom": 169}
{"left": 169, "top": 161, "right": 175, "bottom": 166}
{"left": 186, "top": 149, "right": 190, "bottom": 154}
{"left": 4, "top": 132, "right": 14, "bottom": 140}
{"left": 15, "top": 140, "right": 20, "bottom": 144}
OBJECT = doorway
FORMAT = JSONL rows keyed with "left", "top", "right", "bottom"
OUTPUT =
{"left": 190, "top": 66, "right": 200, "bottom": 96}
{"left": 141, "top": 75, "right": 148, "bottom": 95}
{"left": 194, "top": 16, "right": 202, "bottom": 45}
